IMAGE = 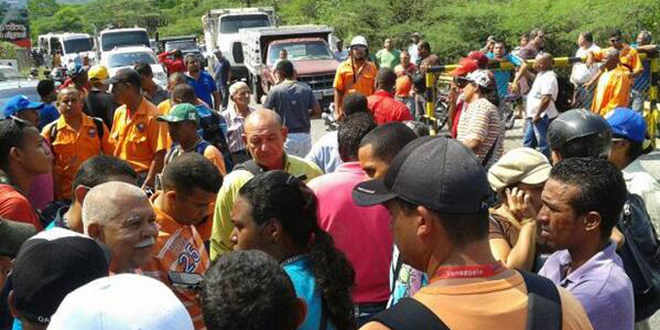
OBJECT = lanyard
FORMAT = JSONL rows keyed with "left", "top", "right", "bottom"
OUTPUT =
{"left": 431, "top": 262, "right": 505, "bottom": 282}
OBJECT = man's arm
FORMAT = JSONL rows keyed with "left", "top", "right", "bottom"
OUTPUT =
{"left": 533, "top": 95, "right": 552, "bottom": 122}
{"left": 142, "top": 150, "right": 165, "bottom": 189}
{"left": 210, "top": 172, "right": 252, "bottom": 260}
{"left": 212, "top": 91, "right": 221, "bottom": 110}
{"left": 334, "top": 88, "right": 345, "bottom": 119}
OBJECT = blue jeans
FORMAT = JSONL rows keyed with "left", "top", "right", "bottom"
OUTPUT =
{"left": 523, "top": 116, "right": 551, "bottom": 159}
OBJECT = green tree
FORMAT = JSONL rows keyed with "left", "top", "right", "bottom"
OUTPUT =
{"left": 27, "top": 0, "right": 59, "bottom": 17}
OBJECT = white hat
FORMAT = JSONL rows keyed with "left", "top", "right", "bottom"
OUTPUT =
{"left": 47, "top": 274, "right": 194, "bottom": 330}
{"left": 350, "top": 36, "right": 368, "bottom": 48}
{"left": 465, "top": 69, "right": 493, "bottom": 89}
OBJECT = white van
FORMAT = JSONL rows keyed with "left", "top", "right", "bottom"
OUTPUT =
{"left": 37, "top": 33, "right": 95, "bottom": 67}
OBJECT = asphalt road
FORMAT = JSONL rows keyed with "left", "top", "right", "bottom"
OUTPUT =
{"left": 310, "top": 117, "right": 660, "bottom": 328}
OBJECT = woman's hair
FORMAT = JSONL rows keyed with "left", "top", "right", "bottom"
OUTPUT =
{"left": 472, "top": 83, "right": 500, "bottom": 107}
{"left": 239, "top": 171, "right": 356, "bottom": 330}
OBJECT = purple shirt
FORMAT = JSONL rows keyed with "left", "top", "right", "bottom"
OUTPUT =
{"left": 308, "top": 162, "right": 392, "bottom": 303}
{"left": 29, "top": 140, "right": 54, "bottom": 209}
{"left": 539, "top": 242, "right": 634, "bottom": 330}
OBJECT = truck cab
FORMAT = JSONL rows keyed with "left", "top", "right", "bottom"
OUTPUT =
{"left": 98, "top": 28, "right": 150, "bottom": 62}
{"left": 37, "top": 33, "right": 95, "bottom": 67}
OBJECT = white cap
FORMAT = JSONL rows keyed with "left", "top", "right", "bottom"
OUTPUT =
{"left": 350, "top": 36, "right": 368, "bottom": 48}
{"left": 47, "top": 274, "right": 194, "bottom": 330}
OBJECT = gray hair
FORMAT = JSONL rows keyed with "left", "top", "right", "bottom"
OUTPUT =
{"left": 638, "top": 30, "right": 653, "bottom": 44}
{"left": 82, "top": 181, "right": 148, "bottom": 234}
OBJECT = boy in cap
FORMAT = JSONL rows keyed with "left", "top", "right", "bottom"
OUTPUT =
{"left": 353, "top": 137, "right": 591, "bottom": 329}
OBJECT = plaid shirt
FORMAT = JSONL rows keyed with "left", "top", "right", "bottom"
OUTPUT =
{"left": 221, "top": 104, "right": 255, "bottom": 153}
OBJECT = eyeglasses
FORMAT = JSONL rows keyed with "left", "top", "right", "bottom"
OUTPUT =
{"left": 609, "top": 38, "right": 621, "bottom": 43}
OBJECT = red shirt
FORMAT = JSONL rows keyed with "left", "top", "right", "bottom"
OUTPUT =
{"left": 367, "top": 90, "right": 413, "bottom": 125}
{"left": 451, "top": 98, "right": 465, "bottom": 138}
{"left": 158, "top": 52, "right": 186, "bottom": 75}
{"left": 0, "top": 184, "right": 42, "bottom": 230}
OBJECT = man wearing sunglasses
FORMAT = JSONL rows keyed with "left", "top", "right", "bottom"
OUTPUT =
{"left": 333, "top": 36, "right": 378, "bottom": 119}
{"left": 587, "top": 29, "right": 643, "bottom": 90}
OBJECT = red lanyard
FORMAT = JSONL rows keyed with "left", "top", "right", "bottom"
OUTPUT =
{"left": 431, "top": 262, "right": 505, "bottom": 281}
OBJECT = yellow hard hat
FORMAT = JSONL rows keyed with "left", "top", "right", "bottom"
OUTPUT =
{"left": 88, "top": 65, "right": 109, "bottom": 81}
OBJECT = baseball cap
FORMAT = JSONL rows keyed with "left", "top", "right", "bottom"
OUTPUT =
{"left": 157, "top": 103, "right": 200, "bottom": 124}
{"left": 11, "top": 228, "right": 109, "bottom": 325}
{"left": 2, "top": 95, "right": 44, "bottom": 118}
{"left": 66, "top": 60, "right": 84, "bottom": 77}
{"left": 467, "top": 51, "right": 489, "bottom": 68}
{"left": 108, "top": 68, "right": 142, "bottom": 87}
{"left": 450, "top": 57, "right": 478, "bottom": 77}
{"left": 606, "top": 107, "right": 647, "bottom": 143}
{"left": 0, "top": 217, "right": 36, "bottom": 258}
{"left": 353, "top": 136, "right": 491, "bottom": 214}
{"left": 464, "top": 69, "right": 493, "bottom": 88}
{"left": 48, "top": 274, "right": 194, "bottom": 330}
{"left": 487, "top": 147, "right": 551, "bottom": 193}
{"left": 88, "top": 65, "right": 109, "bottom": 81}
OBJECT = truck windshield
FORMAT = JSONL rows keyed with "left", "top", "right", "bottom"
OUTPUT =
{"left": 165, "top": 40, "right": 197, "bottom": 52}
{"left": 108, "top": 52, "right": 156, "bottom": 68}
{"left": 268, "top": 41, "right": 334, "bottom": 64}
{"left": 220, "top": 15, "right": 270, "bottom": 34}
{"left": 63, "top": 38, "right": 93, "bottom": 54}
{"left": 101, "top": 31, "right": 150, "bottom": 51}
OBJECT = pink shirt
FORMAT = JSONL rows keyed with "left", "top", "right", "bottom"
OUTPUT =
{"left": 308, "top": 162, "right": 392, "bottom": 303}
{"left": 29, "top": 140, "right": 54, "bottom": 209}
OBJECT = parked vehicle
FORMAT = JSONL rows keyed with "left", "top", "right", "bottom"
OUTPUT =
{"left": 0, "top": 65, "right": 40, "bottom": 109}
{"left": 98, "top": 28, "right": 150, "bottom": 60}
{"left": 100, "top": 46, "right": 167, "bottom": 89}
{"left": 37, "top": 33, "right": 95, "bottom": 67}
{"left": 157, "top": 35, "right": 207, "bottom": 68}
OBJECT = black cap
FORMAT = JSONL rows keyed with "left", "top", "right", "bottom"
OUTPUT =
{"left": 0, "top": 217, "right": 36, "bottom": 258}
{"left": 12, "top": 228, "right": 110, "bottom": 325}
{"left": 108, "top": 68, "right": 142, "bottom": 88}
{"left": 353, "top": 136, "right": 490, "bottom": 214}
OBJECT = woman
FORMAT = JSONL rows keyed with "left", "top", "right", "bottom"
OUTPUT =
{"left": 487, "top": 147, "right": 551, "bottom": 271}
{"left": 221, "top": 81, "right": 255, "bottom": 165}
{"left": 230, "top": 170, "right": 355, "bottom": 330}
{"left": 455, "top": 69, "right": 504, "bottom": 168}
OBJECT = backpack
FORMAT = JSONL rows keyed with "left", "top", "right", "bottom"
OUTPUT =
{"left": 195, "top": 106, "right": 233, "bottom": 171}
{"left": 372, "top": 270, "right": 562, "bottom": 330}
{"left": 616, "top": 193, "right": 660, "bottom": 321}
{"left": 555, "top": 74, "right": 574, "bottom": 113}
{"left": 49, "top": 116, "right": 105, "bottom": 143}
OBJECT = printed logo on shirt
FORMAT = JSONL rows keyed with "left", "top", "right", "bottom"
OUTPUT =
{"left": 178, "top": 242, "right": 202, "bottom": 273}
{"left": 88, "top": 128, "right": 96, "bottom": 138}
{"left": 136, "top": 123, "right": 145, "bottom": 132}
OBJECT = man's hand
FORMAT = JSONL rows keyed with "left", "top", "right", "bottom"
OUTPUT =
{"left": 532, "top": 112, "right": 542, "bottom": 123}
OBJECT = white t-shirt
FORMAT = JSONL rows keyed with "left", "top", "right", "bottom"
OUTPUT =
{"left": 526, "top": 70, "right": 559, "bottom": 119}
{"left": 571, "top": 44, "right": 601, "bottom": 85}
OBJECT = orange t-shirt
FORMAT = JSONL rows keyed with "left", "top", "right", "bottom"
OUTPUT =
{"left": 142, "top": 201, "right": 210, "bottom": 329}
{"left": 42, "top": 114, "right": 113, "bottom": 201}
{"left": 333, "top": 59, "right": 378, "bottom": 98}
{"left": 593, "top": 45, "right": 643, "bottom": 74}
{"left": 591, "top": 65, "right": 633, "bottom": 117}
{"left": 0, "top": 184, "right": 42, "bottom": 230}
{"left": 362, "top": 271, "right": 593, "bottom": 330}
{"left": 110, "top": 97, "right": 171, "bottom": 173}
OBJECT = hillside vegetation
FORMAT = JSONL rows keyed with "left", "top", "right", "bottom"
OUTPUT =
{"left": 28, "top": 0, "right": 660, "bottom": 62}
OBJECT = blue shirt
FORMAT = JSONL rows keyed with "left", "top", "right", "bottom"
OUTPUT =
{"left": 304, "top": 131, "right": 341, "bottom": 174}
{"left": 213, "top": 57, "right": 231, "bottom": 87}
{"left": 631, "top": 43, "right": 651, "bottom": 92}
{"left": 539, "top": 242, "right": 634, "bottom": 330}
{"left": 38, "top": 103, "right": 60, "bottom": 130}
{"left": 186, "top": 71, "right": 217, "bottom": 108}
{"left": 487, "top": 53, "right": 523, "bottom": 98}
{"left": 282, "top": 255, "right": 335, "bottom": 330}
{"left": 263, "top": 80, "right": 318, "bottom": 133}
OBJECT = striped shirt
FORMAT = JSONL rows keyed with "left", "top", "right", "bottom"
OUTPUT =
{"left": 631, "top": 43, "right": 651, "bottom": 92}
{"left": 456, "top": 98, "right": 504, "bottom": 168}
{"left": 220, "top": 103, "right": 255, "bottom": 153}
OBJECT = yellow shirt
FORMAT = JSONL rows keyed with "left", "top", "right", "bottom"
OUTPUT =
{"left": 593, "top": 45, "right": 643, "bottom": 75}
{"left": 209, "top": 154, "right": 322, "bottom": 260}
{"left": 110, "top": 97, "right": 170, "bottom": 173}
{"left": 157, "top": 99, "right": 172, "bottom": 115}
{"left": 42, "top": 114, "right": 113, "bottom": 200}
{"left": 333, "top": 59, "right": 378, "bottom": 98}
{"left": 591, "top": 65, "right": 632, "bottom": 116}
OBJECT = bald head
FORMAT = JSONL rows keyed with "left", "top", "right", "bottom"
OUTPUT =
{"left": 82, "top": 181, "right": 150, "bottom": 234}
{"left": 168, "top": 72, "right": 187, "bottom": 92}
{"left": 242, "top": 109, "right": 288, "bottom": 169}
{"left": 534, "top": 53, "right": 553, "bottom": 72}
{"left": 604, "top": 49, "right": 621, "bottom": 70}
{"left": 244, "top": 109, "right": 283, "bottom": 132}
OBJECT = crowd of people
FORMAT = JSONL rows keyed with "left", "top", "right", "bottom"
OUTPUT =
{"left": 0, "top": 26, "right": 659, "bottom": 330}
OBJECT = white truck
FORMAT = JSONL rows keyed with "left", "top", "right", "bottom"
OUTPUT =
{"left": 240, "top": 25, "right": 339, "bottom": 108}
{"left": 201, "top": 7, "right": 275, "bottom": 80}
{"left": 98, "top": 28, "right": 150, "bottom": 62}
{"left": 37, "top": 33, "right": 96, "bottom": 67}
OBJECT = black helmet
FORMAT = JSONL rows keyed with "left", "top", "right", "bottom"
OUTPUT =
{"left": 547, "top": 109, "right": 612, "bottom": 160}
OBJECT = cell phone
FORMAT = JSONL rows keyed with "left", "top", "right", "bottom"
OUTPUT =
{"left": 168, "top": 271, "right": 203, "bottom": 290}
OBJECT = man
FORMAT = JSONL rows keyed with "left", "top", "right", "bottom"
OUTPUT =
{"left": 333, "top": 35, "right": 378, "bottom": 118}
{"left": 158, "top": 72, "right": 210, "bottom": 115}
{"left": 42, "top": 87, "right": 113, "bottom": 201}
{"left": 375, "top": 38, "right": 401, "bottom": 69}
{"left": 570, "top": 32, "right": 601, "bottom": 110}
{"left": 0, "top": 116, "right": 52, "bottom": 230}
{"left": 185, "top": 54, "right": 220, "bottom": 110}
{"left": 209, "top": 109, "right": 322, "bottom": 259}
{"left": 213, "top": 50, "right": 231, "bottom": 109}
{"left": 273, "top": 48, "right": 288, "bottom": 70}
{"left": 588, "top": 29, "right": 643, "bottom": 82}
{"left": 60, "top": 61, "right": 90, "bottom": 96}
{"left": 201, "top": 250, "right": 306, "bottom": 330}
{"left": 481, "top": 35, "right": 496, "bottom": 54}
{"left": 47, "top": 155, "right": 138, "bottom": 232}
{"left": 82, "top": 181, "right": 158, "bottom": 273}
{"left": 135, "top": 62, "right": 169, "bottom": 106}
{"left": 538, "top": 157, "right": 633, "bottom": 330}
{"left": 524, "top": 53, "right": 559, "bottom": 159}
{"left": 7, "top": 228, "right": 109, "bottom": 330}
{"left": 85, "top": 64, "right": 117, "bottom": 128}
{"left": 47, "top": 274, "right": 193, "bottom": 330}
{"left": 407, "top": 33, "right": 421, "bottom": 64}
{"left": 588, "top": 49, "right": 634, "bottom": 116}
{"left": 142, "top": 153, "right": 221, "bottom": 329}
{"left": 308, "top": 113, "right": 389, "bottom": 325}
{"left": 353, "top": 137, "right": 592, "bottom": 329}
{"left": 35, "top": 79, "right": 60, "bottom": 130}
{"left": 393, "top": 50, "right": 416, "bottom": 77}
{"left": 158, "top": 49, "right": 186, "bottom": 75}
{"left": 367, "top": 68, "right": 412, "bottom": 125}
{"left": 416, "top": 41, "right": 439, "bottom": 73}
{"left": 109, "top": 68, "right": 170, "bottom": 190}
{"left": 630, "top": 30, "right": 657, "bottom": 113}
{"left": 264, "top": 60, "right": 321, "bottom": 157}
{"left": 306, "top": 92, "right": 369, "bottom": 173}
{"left": 158, "top": 103, "right": 226, "bottom": 175}
{"left": 487, "top": 41, "right": 527, "bottom": 100}
{"left": 520, "top": 28, "right": 545, "bottom": 59}
{"left": 447, "top": 58, "right": 479, "bottom": 138}
{"left": 547, "top": 108, "right": 612, "bottom": 165}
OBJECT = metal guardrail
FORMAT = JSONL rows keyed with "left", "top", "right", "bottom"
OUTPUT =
{"left": 423, "top": 53, "right": 659, "bottom": 145}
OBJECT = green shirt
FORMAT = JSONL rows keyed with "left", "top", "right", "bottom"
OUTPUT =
{"left": 375, "top": 48, "right": 401, "bottom": 69}
{"left": 209, "top": 154, "right": 322, "bottom": 260}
